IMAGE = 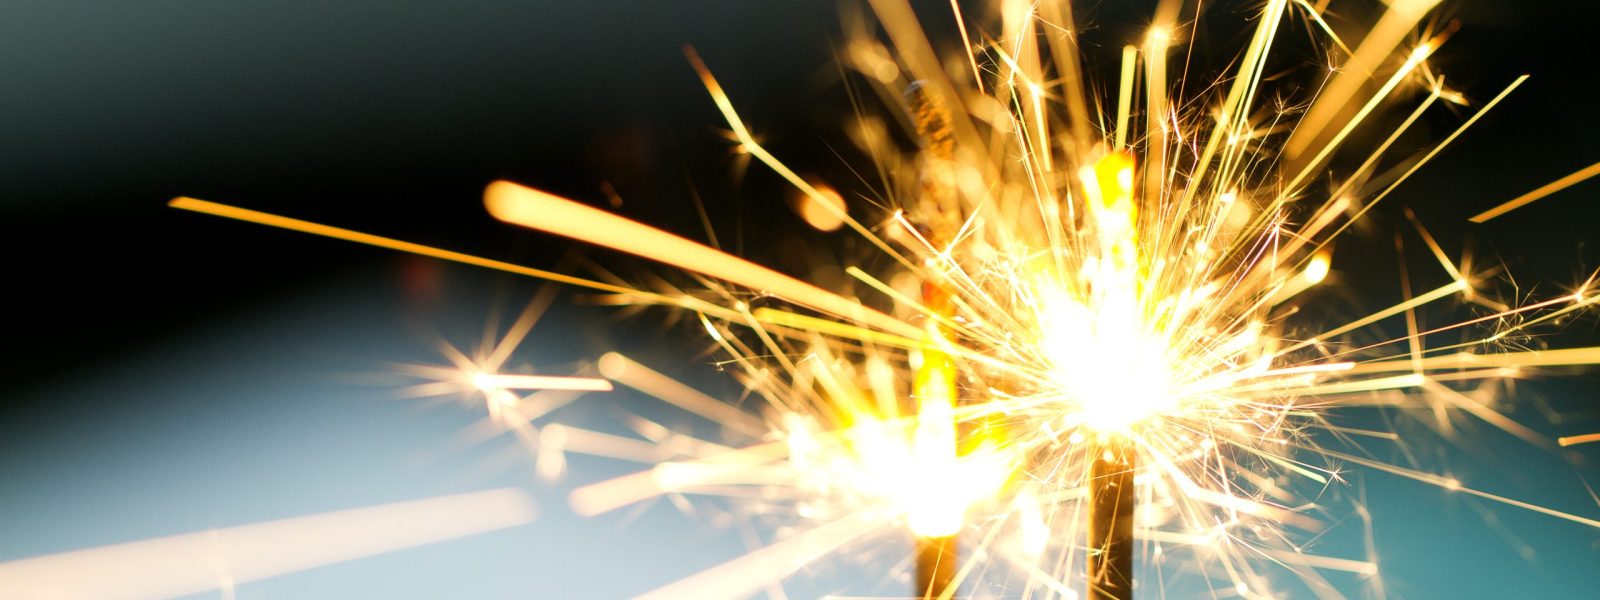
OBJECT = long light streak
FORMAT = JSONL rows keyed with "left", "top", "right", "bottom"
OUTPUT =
{"left": 1469, "top": 160, "right": 1600, "bottom": 222}
{"left": 0, "top": 489, "right": 535, "bottom": 600}
{"left": 483, "top": 181, "right": 921, "bottom": 340}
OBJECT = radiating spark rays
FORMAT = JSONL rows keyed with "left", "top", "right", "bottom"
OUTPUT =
{"left": 1469, "top": 160, "right": 1600, "bottom": 223}
{"left": 1298, "top": 75, "right": 1531, "bottom": 267}
{"left": 683, "top": 46, "right": 922, "bottom": 273}
{"left": 482, "top": 284, "right": 562, "bottom": 373}
{"left": 1324, "top": 292, "right": 1600, "bottom": 363}
{"left": 1289, "top": 0, "right": 1353, "bottom": 56}
{"left": 1210, "top": 545, "right": 1376, "bottom": 576}
{"left": 1282, "top": 42, "right": 1437, "bottom": 194}
{"left": 1232, "top": 374, "right": 1424, "bottom": 399}
{"left": 0, "top": 489, "right": 535, "bottom": 600}
{"left": 168, "top": 197, "right": 631, "bottom": 296}
{"left": 597, "top": 352, "right": 768, "bottom": 437}
{"left": 1284, "top": 0, "right": 1439, "bottom": 159}
{"left": 947, "top": 0, "right": 983, "bottom": 93}
{"left": 1279, "top": 281, "right": 1467, "bottom": 356}
{"left": 1403, "top": 209, "right": 1466, "bottom": 284}
{"left": 542, "top": 423, "right": 675, "bottom": 464}
{"left": 168, "top": 1, "right": 1600, "bottom": 597}
{"left": 1321, "top": 449, "right": 1600, "bottom": 529}
{"left": 1420, "top": 379, "right": 1558, "bottom": 453}
{"left": 483, "top": 181, "right": 922, "bottom": 340}
{"left": 1115, "top": 45, "right": 1138, "bottom": 152}
{"left": 567, "top": 441, "right": 789, "bottom": 517}
{"left": 635, "top": 512, "right": 884, "bottom": 600}
{"left": 1342, "top": 346, "right": 1600, "bottom": 374}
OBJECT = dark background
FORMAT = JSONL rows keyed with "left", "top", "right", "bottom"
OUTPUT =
{"left": 5, "top": 0, "right": 1599, "bottom": 392}
{"left": 3, "top": 0, "right": 1599, "bottom": 597}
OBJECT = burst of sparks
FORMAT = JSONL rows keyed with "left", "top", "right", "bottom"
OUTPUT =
{"left": 169, "top": 0, "right": 1600, "bottom": 597}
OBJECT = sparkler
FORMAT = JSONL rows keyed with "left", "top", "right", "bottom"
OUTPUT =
{"left": 907, "top": 78, "right": 965, "bottom": 600}
{"left": 166, "top": 0, "right": 1600, "bottom": 597}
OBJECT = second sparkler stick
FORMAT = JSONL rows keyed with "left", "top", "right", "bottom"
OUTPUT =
{"left": 1087, "top": 438, "right": 1136, "bottom": 600}
{"left": 909, "top": 81, "right": 962, "bottom": 600}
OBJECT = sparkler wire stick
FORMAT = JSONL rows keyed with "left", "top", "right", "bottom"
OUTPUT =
{"left": 915, "top": 534, "right": 958, "bottom": 600}
{"left": 908, "top": 81, "right": 964, "bottom": 600}
{"left": 1087, "top": 439, "right": 1135, "bottom": 600}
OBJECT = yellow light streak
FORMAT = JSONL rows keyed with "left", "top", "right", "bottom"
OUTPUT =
{"left": 685, "top": 45, "right": 924, "bottom": 271}
{"left": 1282, "top": 280, "right": 1467, "bottom": 355}
{"left": 168, "top": 197, "right": 629, "bottom": 295}
{"left": 1283, "top": 42, "right": 1437, "bottom": 193}
{"left": 1344, "top": 346, "right": 1600, "bottom": 374}
{"left": 1114, "top": 45, "right": 1138, "bottom": 151}
{"left": 1469, "top": 160, "right": 1600, "bottom": 222}
{"left": 1300, "top": 75, "right": 1530, "bottom": 265}
{"left": 471, "top": 372, "right": 612, "bottom": 392}
{"left": 483, "top": 181, "right": 922, "bottom": 340}
{"left": 1558, "top": 433, "right": 1600, "bottom": 447}
{"left": 1324, "top": 450, "right": 1600, "bottom": 529}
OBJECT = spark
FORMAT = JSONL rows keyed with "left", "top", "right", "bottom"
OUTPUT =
{"left": 470, "top": 372, "right": 612, "bottom": 392}
{"left": 597, "top": 351, "right": 767, "bottom": 437}
{"left": 636, "top": 512, "right": 883, "bottom": 600}
{"left": 483, "top": 181, "right": 921, "bottom": 340}
{"left": 167, "top": 197, "right": 633, "bottom": 296}
{"left": 1558, "top": 433, "right": 1600, "bottom": 447}
{"left": 1469, "top": 160, "right": 1600, "bottom": 223}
